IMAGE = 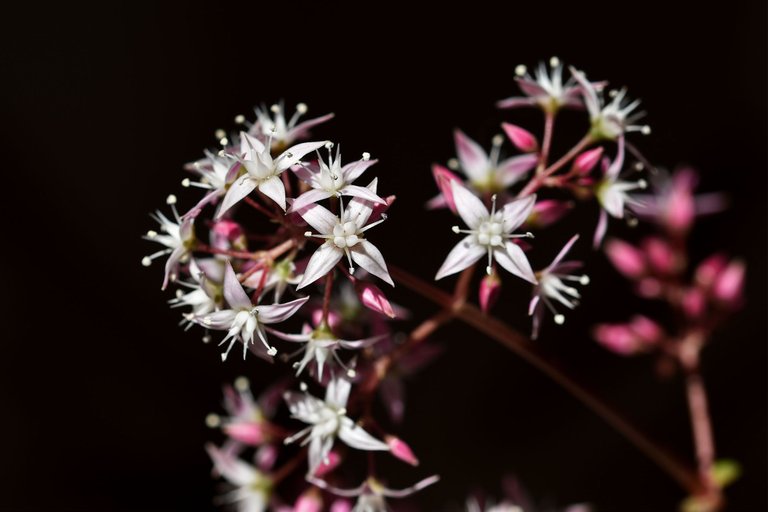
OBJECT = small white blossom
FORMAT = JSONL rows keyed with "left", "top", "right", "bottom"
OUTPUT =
{"left": 298, "top": 179, "right": 392, "bottom": 289}
{"left": 307, "top": 475, "right": 440, "bottom": 512}
{"left": 497, "top": 57, "right": 589, "bottom": 112}
{"left": 196, "top": 261, "right": 308, "bottom": 360}
{"left": 169, "top": 258, "right": 224, "bottom": 329}
{"left": 182, "top": 150, "right": 239, "bottom": 216}
{"left": 436, "top": 181, "right": 537, "bottom": 283}
{"left": 283, "top": 377, "right": 389, "bottom": 473}
{"left": 249, "top": 102, "right": 334, "bottom": 151}
{"left": 143, "top": 195, "right": 196, "bottom": 289}
{"left": 206, "top": 443, "right": 271, "bottom": 512}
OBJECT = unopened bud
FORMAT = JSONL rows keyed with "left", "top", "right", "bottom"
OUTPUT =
{"left": 502, "top": 122, "right": 539, "bottom": 153}
{"left": 386, "top": 436, "right": 419, "bottom": 466}
{"left": 356, "top": 281, "right": 396, "bottom": 318}
{"left": 571, "top": 146, "right": 604, "bottom": 175}
{"left": 713, "top": 260, "right": 745, "bottom": 304}
{"left": 605, "top": 239, "right": 645, "bottom": 278}
{"left": 479, "top": 271, "right": 502, "bottom": 314}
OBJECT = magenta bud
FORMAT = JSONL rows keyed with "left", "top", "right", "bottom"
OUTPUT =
{"left": 330, "top": 500, "right": 352, "bottom": 512}
{"left": 356, "top": 281, "right": 396, "bottom": 318}
{"left": 432, "top": 164, "right": 461, "bottom": 214}
{"left": 695, "top": 253, "right": 727, "bottom": 289}
{"left": 682, "top": 288, "right": 706, "bottom": 319}
{"left": 386, "top": 435, "right": 419, "bottom": 466}
{"left": 593, "top": 324, "right": 638, "bottom": 355}
{"left": 255, "top": 444, "right": 278, "bottom": 471}
{"left": 605, "top": 239, "right": 645, "bottom": 278}
{"left": 223, "top": 422, "right": 265, "bottom": 446}
{"left": 629, "top": 315, "right": 662, "bottom": 345}
{"left": 571, "top": 146, "right": 604, "bottom": 175}
{"left": 643, "top": 237, "right": 676, "bottom": 275}
{"left": 314, "top": 451, "right": 342, "bottom": 477}
{"left": 526, "top": 199, "right": 572, "bottom": 228}
{"left": 311, "top": 308, "right": 342, "bottom": 331}
{"left": 479, "top": 272, "right": 502, "bottom": 313}
{"left": 665, "top": 168, "right": 697, "bottom": 232}
{"left": 294, "top": 489, "right": 323, "bottom": 512}
{"left": 213, "top": 219, "right": 244, "bottom": 240}
{"left": 713, "top": 260, "right": 745, "bottom": 304}
{"left": 502, "top": 122, "right": 539, "bottom": 153}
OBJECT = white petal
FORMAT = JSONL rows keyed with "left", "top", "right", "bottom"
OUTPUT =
{"left": 205, "top": 443, "right": 257, "bottom": 487}
{"left": 257, "top": 175, "right": 286, "bottom": 211}
{"left": 350, "top": 241, "right": 393, "bottom": 286}
{"left": 454, "top": 129, "right": 490, "bottom": 183}
{"left": 298, "top": 203, "right": 338, "bottom": 235}
{"left": 338, "top": 184, "right": 386, "bottom": 205}
{"left": 601, "top": 186, "right": 626, "bottom": 218}
{"left": 275, "top": 141, "right": 329, "bottom": 171}
{"left": 501, "top": 194, "right": 536, "bottom": 232}
{"left": 297, "top": 244, "right": 343, "bottom": 289}
{"left": 325, "top": 377, "right": 352, "bottom": 409}
{"left": 341, "top": 158, "right": 377, "bottom": 183}
{"left": 498, "top": 153, "right": 538, "bottom": 187}
{"left": 451, "top": 180, "right": 488, "bottom": 229}
{"left": 435, "top": 236, "right": 485, "bottom": 280}
{"left": 240, "top": 131, "right": 266, "bottom": 156}
{"left": 495, "top": 243, "right": 537, "bottom": 283}
{"left": 223, "top": 261, "right": 252, "bottom": 310}
{"left": 197, "top": 309, "right": 237, "bottom": 330}
{"left": 288, "top": 188, "right": 333, "bottom": 212}
{"left": 338, "top": 417, "right": 389, "bottom": 451}
{"left": 216, "top": 177, "right": 257, "bottom": 219}
{"left": 606, "top": 135, "right": 625, "bottom": 180}
{"left": 549, "top": 234, "right": 580, "bottom": 268}
{"left": 593, "top": 209, "right": 608, "bottom": 248}
{"left": 256, "top": 296, "right": 309, "bottom": 324}
{"left": 344, "top": 178, "right": 378, "bottom": 227}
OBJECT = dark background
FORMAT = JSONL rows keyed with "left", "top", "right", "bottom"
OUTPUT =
{"left": 2, "top": 1, "right": 765, "bottom": 511}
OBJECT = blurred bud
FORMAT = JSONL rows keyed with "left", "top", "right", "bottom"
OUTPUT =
{"left": 370, "top": 194, "right": 396, "bottom": 223}
{"left": 295, "top": 488, "right": 323, "bottom": 512}
{"left": 212, "top": 219, "right": 247, "bottom": 251}
{"left": 525, "top": 199, "right": 572, "bottom": 228}
{"left": 502, "top": 122, "right": 539, "bottom": 153}
{"left": 643, "top": 237, "right": 676, "bottom": 275}
{"left": 713, "top": 260, "right": 745, "bottom": 304}
{"left": 330, "top": 500, "right": 353, "bottom": 512}
{"left": 432, "top": 164, "right": 461, "bottom": 214}
{"left": 479, "top": 271, "right": 502, "bottom": 313}
{"left": 386, "top": 435, "right": 419, "bottom": 466}
{"left": 571, "top": 146, "right": 604, "bottom": 175}
{"left": 593, "top": 324, "right": 638, "bottom": 355}
{"left": 605, "top": 239, "right": 645, "bottom": 278}
{"left": 664, "top": 168, "right": 698, "bottom": 233}
{"left": 256, "top": 444, "right": 278, "bottom": 471}
{"left": 682, "top": 288, "right": 706, "bottom": 319}
{"left": 356, "top": 281, "right": 396, "bottom": 318}
{"left": 311, "top": 308, "right": 342, "bottom": 331}
{"left": 695, "top": 254, "right": 728, "bottom": 289}
{"left": 223, "top": 422, "right": 265, "bottom": 445}
{"left": 629, "top": 315, "right": 662, "bottom": 345}
{"left": 314, "top": 450, "right": 342, "bottom": 477}
{"left": 636, "top": 277, "right": 662, "bottom": 298}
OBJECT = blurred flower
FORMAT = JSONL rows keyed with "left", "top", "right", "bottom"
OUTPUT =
{"left": 593, "top": 315, "right": 663, "bottom": 355}
{"left": 169, "top": 258, "right": 224, "bottom": 329}
{"left": 497, "top": 57, "right": 586, "bottom": 112}
{"left": 249, "top": 102, "right": 334, "bottom": 152}
{"left": 182, "top": 149, "right": 241, "bottom": 216}
{"left": 142, "top": 194, "right": 197, "bottom": 289}
{"left": 307, "top": 475, "right": 440, "bottom": 512}
{"left": 206, "top": 443, "right": 272, "bottom": 512}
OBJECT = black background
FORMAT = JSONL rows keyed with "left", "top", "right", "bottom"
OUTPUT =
{"left": 2, "top": 1, "right": 766, "bottom": 511}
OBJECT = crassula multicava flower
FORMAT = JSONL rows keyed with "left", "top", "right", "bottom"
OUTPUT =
{"left": 142, "top": 194, "right": 197, "bottom": 289}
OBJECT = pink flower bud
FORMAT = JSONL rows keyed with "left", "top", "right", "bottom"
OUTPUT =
{"left": 571, "top": 147, "right": 604, "bottom": 175}
{"left": 313, "top": 450, "right": 342, "bottom": 477}
{"left": 593, "top": 324, "right": 638, "bottom": 355}
{"left": 223, "top": 421, "right": 265, "bottom": 445}
{"left": 212, "top": 220, "right": 247, "bottom": 250}
{"left": 526, "top": 199, "right": 572, "bottom": 228}
{"left": 432, "top": 164, "right": 461, "bottom": 214}
{"left": 330, "top": 500, "right": 352, "bottom": 512}
{"left": 256, "top": 444, "right": 278, "bottom": 471}
{"left": 502, "top": 122, "right": 539, "bottom": 153}
{"left": 311, "top": 308, "right": 342, "bottom": 331}
{"left": 713, "top": 260, "right": 745, "bottom": 304}
{"left": 629, "top": 315, "right": 662, "bottom": 345}
{"left": 605, "top": 239, "right": 645, "bottom": 278}
{"left": 695, "top": 254, "right": 727, "bottom": 289}
{"left": 479, "top": 272, "right": 502, "bottom": 313}
{"left": 356, "top": 281, "right": 396, "bottom": 318}
{"left": 665, "top": 168, "right": 697, "bottom": 232}
{"left": 682, "top": 288, "right": 706, "bottom": 319}
{"left": 386, "top": 435, "right": 420, "bottom": 466}
{"left": 643, "top": 237, "right": 676, "bottom": 275}
{"left": 370, "top": 195, "right": 396, "bottom": 223}
{"left": 294, "top": 489, "right": 323, "bottom": 512}
{"left": 636, "top": 277, "right": 662, "bottom": 298}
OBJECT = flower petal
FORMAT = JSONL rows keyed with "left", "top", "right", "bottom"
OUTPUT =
{"left": 325, "top": 377, "right": 351, "bottom": 409}
{"left": 344, "top": 178, "right": 378, "bottom": 227}
{"left": 593, "top": 209, "right": 608, "bottom": 248}
{"left": 451, "top": 180, "right": 488, "bottom": 229}
{"left": 298, "top": 202, "right": 338, "bottom": 235}
{"left": 257, "top": 175, "right": 287, "bottom": 210}
{"left": 297, "top": 244, "right": 343, "bottom": 289}
{"left": 501, "top": 194, "right": 536, "bottom": 232}
{"left": 350, "top": 241, "right": 393, "bottom": 286}
{"left": 287, "top": 113, "right": 335, "bottom": 142}
{"left": 435, "top": 236, "right": 485, "bottom": 280}
{"left": 338, "top": 184, "right": 386, "bottom": 205}
{"left": 495, "top": 243, "right": 537, "bottom": 283}
{"left": 496, "top": 96, "right": 536, "bottom": 109}
{"left": 338, "top": 417, "right": 389, "bottom": 451}
{"left": 341, "top": 158, "right": 377, "bottom": 183}
{"left": 550, "top": 234, "right": 580, "bottom": 268}
{"left": 289, "top": 188, "right": 333, "bottom": 213}
{"left": 498, "top": 154, "right": 538, "bottom": 187}
{"left": 222, "top": 261, "right": 253, "bottom": 310}
{"left": 216, "top": 176, "right": 257, "bottom": 219}
{"left": 453, "top": 129, "right": 489, "bottom": 182}
{"left": 205, "top": 443, "right": 257, "bottom": 487}
{"left": 256, "top": 296, "right": 310, "bottom": 324}
{"left": 275, "top": 141, "right": 329, "bottom": 172}
{"left": 198, "top": 309, "right": 237, "bottom": 330}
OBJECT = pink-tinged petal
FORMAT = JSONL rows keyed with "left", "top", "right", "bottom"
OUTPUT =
{"left": 338, "top": 417, "right": 389, "bottom": 451}
{"left": 644, "top": 237, "right": 676, "bottom": 274}
{"left": 496, "top": 96, "right": 536, "bottom": 109}
{"left": 298, "top": 244, "right": 343, "bottom": 289}
{"left": 666, "top": 185, "right": 695, "bottom": 233}
{"left": 314, "top": 450, "right": 342, "bottom": 477}
{"left": 355, "top": 281, "right": 396, "bottom": 318}
{"left": 550, "top": 234, "right": 580, "bottom": 268}
{"left": 593, "top": 209, "right": 609, "bottom": 248}
{"left": 694, "top": 192, "right": 728, "bottom": 216}
{"left": 425, "top": 193, "right": 448, "bottom": 210}
{"left": 263, "top": 327, "right": 311, "bottom": 343}
{"left": 530, "top": 300, "right": 544, "bottom": 340}
{"left": 606, "top": 135, "right": 625, "bottom": 180}
{"left": 162, "top": 246, "right": 186, "bottom": 290}
{"left": 341, "top": 158, "right": 377, "bottom": 183}
{"left": 338, "top": 184, "right": 387, "bottom": 205}
{"left": 345, "top": 178, "right": 378, "bottom": 227}
{"left": 515, "top": 77, "right": 548, "bottom": 97}
{"left": 275, "top": 141, "right": 329, "bottom": 172}
{"left": 298, "top": 202, "right": 338, "bottom": 235}
{"left": 205, "top": 443, "right": 256, "bottom": 486}
{"left": 258, "top": 175, "right": 287, "bottom": 210}
{"left": 502, "top": 122, "right": 539, "bottom": 153}
{"left": 257, "top": 296, "right": 310, "bottom": 324}
{"left": 294, "top": 488, "right": 323, "bottom": 512}
{"left": 379, "top": 475, "right": 441, "bottom": 498}
{"left": 713, "top": 260, "right": 745, "bottom": 304}
{"left": 184, "top": 189, "right": 220, "bottom": 219}
{"left": 386, "top": 436, "right": 419, "bottom": 466}
{"left": 451, "top": 180, "right": 488, "bottom": 229}
{"left": 224, "top": 422, "right": 265, "bottom": 446}
{"left": 435, "top": 236, "right": 485, "bottom": 280}
{"left": 479, "top": 272, "right": 502, "bottom": 313}
{"left": 501, "top": 194, "right": 536, "bottom": 232}
{"left": 495, "top": 242, "right": 537, "bottom": 283}
{"left": 526, "top": 199, "right": 572, "bottom": 228}
{"left": 197, "top": 309, "right": 237, "bottom": 329}
{"left": 605, "top": 239, "right": 645, "bottom": 278}
{"left": 569, "top": 67, "right": 600, "bottom": 118}
{"left": 603, "top": 187, "right": 626, "bottom": 217}
{"left": 431, "top": 164, "right": 461, "bottom": 213}
{"left": 369, "top": 194, "right": 395, "bottom": 223}
{"left": 255, "top": 444, "right": 278, "bottom": 471}
{"left": 225, "top": 161, "right": 243, "bottom": 183}
{"left": 216, "top": 176, "right": 258, "bottom": 219}
{"left": 572, "top": 146, "right": 604, "bottom": 175}
{"left": 453, "top": 129, "right": 489, "bottom": 182}
{"left": 350, "top": 241, "right": 393, "bottom": 286}
{"left": 240, "top": 131, "right": 266, "bottom": 155}
{"left": 498, "top": 153, "right": 538, "bottom": 187}
{"left": 290, "top": 160, "right": 318, "bottom": 184}
{"left": 288, "top": 113, "right": 335, "bottom": 141}
{"left": 288, "top": 188, "right": 333, "bottom": 213}
{"left": 223, "top": 261, "right": 252, "bottom": 310}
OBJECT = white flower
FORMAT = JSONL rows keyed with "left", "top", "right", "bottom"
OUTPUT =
{"left": 197, "top": 261, "right": 309, "bottom": 360}
{"left": 217, "top": 132, "right": 328, "bottom": 216}
{"left": 570, "top": 67, "right": 649, "bottom": 140}
{"left": 529, "top": 235, "right": 589, "bottom": 339}
{"left": 298, "top": 179, "right": 392, "bottom": 289}
{"left": 289, "top": 144, "right": 385, "bottom": 212}
{"left": 241, "top": 259, "right": 302, "bottom": 303}
{"left": 436, "top": 181, "right": 537, "bottom": 283}
{"left": 206, "top": 443, "right": 271, "bottom": 512}
{"left": 169, "top": 258, "right": 224, "bottom": 329}
{"left": 497, "top": 57, "right": 586, "bottom": 112}
{"left": 182, "top": 149, "right": 239, "bottom": 215}
{"left": 142, "top": 195, "right": 196, "bottom": 290}
{"left": 307, "top": 475, "right": 440, "bottom": 512}
{"left": 283, "top": 377, "right": 389, "bottom": 473}
{"left": 249, "top": 102, "right": 334, "bottom": 151}
{"left": 451, "top": 130, "right": 538, "bottom": 194}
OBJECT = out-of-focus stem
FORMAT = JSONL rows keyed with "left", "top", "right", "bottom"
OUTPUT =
{"left": 321, "top": 272, "right": 334, "bottom": 324}
{"left": 536, "top": 111, "right": 556, "bottom": 175}
{"left": 388, "top": 264, "right": 701, "bottom": 494}
{"left": 518, "top": 133, "right": 593, "bottom": 198}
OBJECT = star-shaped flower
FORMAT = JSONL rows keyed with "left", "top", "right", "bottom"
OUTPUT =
{"left": 196, "top": 261, "right": 309, "bottom": 360}
{"left": 169, "top": 258, "right": 224, "bottom": 329}
{"left": 249, "top": 102, "right": 334, "bottom": 153}
{"left": 298, "top": 179, "right": 392, "bottom": 289}
{"left": 142, "top": 195, "right": 197, "bottom": 289}
{"left": 283, "top": 377, "right": 390, "bottom": 473}
{"left": 206, "top": 443, "right": 272, "bottom": 512}
{"left": 307, "top": 474, "right": 440, "bottom": 512}
{"left": 436, "top": 181, "right": 537, "bottom": 283}
{"left": 497, "top": 57, "right": 587, "bottom": 112}
{"left": 217, "top": 133, "right": 328, "bottom": 216}
{"left": 182, "top": 149, "right": 240, "bottom": 216}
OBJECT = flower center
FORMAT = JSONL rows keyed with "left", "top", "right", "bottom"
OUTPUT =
{"left": 475, "top": 219, "right": 505, "bottom": 247}
{"left": 332, "top": 221, "right": 360, "bottom": 249}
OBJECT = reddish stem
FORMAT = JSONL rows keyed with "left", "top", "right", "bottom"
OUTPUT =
{"left": 244, "top": 196, "right": 278, "bottom": 218}
{"left": 321, "top": 272, "right": 334, "bottom": 324}
{"left": 518, "top": 134, "right": 593, "bottom": 198}
{"left": 536, "top": 111, "right": 556, "bottom": 175}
